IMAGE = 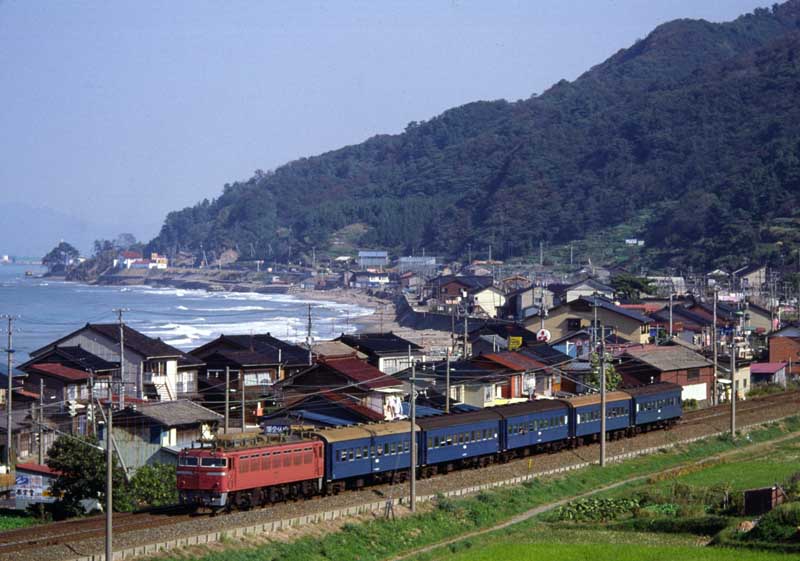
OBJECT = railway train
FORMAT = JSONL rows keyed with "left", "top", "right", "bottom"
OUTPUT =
{"left": 177, "top": 382, "right": 682, "bottom": 510}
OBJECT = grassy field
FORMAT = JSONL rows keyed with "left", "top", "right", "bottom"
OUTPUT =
{"left": 159, "top": 418, "right": 800, "bottom": 561}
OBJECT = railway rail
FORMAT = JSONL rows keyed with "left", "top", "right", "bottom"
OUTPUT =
{"left": 3, "top": 389, "right": 800, "bottom": 561}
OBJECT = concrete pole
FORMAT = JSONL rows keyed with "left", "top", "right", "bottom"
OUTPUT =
{"left": 600, "top": 333, "right": 606, "bottom": 467}
{"left": 89, "top": 370, "right": 96, "bottom": 437}
{"left": 5, "top": 317, "right": 13, "bottom": 466}
{"left": 730, "top": 345, "right": 736, "bottom": 437}
{"left": 117, "top": 310, "right": 125, "bottom": 410}
{"left": 105, "top": 384, "right": 113, "bottom": 561}
{"left": 38, "top": 379, "right": 44, "bottom": 465}
{"left": 668, "top": 293, "right": 673, "bottom": 340}
{"left": 240, "top": 370, "right": 246, "bottom": 432}
{"left": 712, "top": 288, "right": 718, "bottom": 406}
{"left": 410, "top": 360, "right": 417, "bottom": 513}
{"left": 445, "top": 349, "right": 451, "bottom": 414}
{"left": 224, "top": 367, "right": 230, "bottom": 434}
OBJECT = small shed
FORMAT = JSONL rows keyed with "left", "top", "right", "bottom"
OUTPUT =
{"left": 743, "top": 485, "right": 786, "bottom": 516}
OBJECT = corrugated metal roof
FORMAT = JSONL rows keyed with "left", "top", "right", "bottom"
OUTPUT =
{"left": 624, "top": 345, "right": 712, "bottom": 371}
{"left": 114, "top": 399, "right": 222, "bottom": 427}
{"left": 30, "top": 363, "right": 91, "bottom": 382}
{"left": 320, "top": 357, "right": 400, "bottom": 389}
{"left": 750, "top": 362, "right": 787, "bottom": 374}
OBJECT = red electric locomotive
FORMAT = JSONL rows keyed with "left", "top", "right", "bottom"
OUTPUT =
{"left": 177, "top": 431, "right": 324, "bottom": 511}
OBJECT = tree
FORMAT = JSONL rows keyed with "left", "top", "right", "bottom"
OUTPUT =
{"left": 587, "top": 350, "right": 622, "bottom": 391}
{"left": 611, "top": 274, "right": 655, "bottom": 303}
{"left": 42, "top": 241, "right": 80, "bottom": 272}
{"left": 115, "top": 233, "right": 137, "bottom": 250}
{"left": 46, "top": 434, "right": 128, "bottom": 518}
{"left": 127, "top": 464, "right": 177, "bottom": 508}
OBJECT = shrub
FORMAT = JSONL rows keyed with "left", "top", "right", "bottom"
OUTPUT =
{"left": 551, "top": 498, "right": 640, "bottom": 522}
{"left": 746, "top": 502, "right": 800, "bottom": 543}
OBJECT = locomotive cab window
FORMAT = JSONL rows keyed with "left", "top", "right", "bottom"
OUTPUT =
{"left": 179, "top": 456, "right": 198, "bottom": 466}
{"left": 201, "top": 457, "right": 227, "bottom": 468}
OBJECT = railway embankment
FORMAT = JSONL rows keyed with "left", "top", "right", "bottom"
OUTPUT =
{"left": 2, "top": 391, "right": 799, "bottom": 561}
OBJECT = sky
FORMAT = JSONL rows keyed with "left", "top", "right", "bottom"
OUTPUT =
{"left": 0, "top": 0, "right": 771, "bottom": 256}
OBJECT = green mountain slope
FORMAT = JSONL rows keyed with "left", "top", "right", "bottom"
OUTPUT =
{"left": 150, "top": 2, "right": 800, "bottom": 270}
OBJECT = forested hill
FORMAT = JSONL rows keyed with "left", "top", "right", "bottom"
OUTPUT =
{"left": 150, "top": 1, "right": 800, "bottom": 270}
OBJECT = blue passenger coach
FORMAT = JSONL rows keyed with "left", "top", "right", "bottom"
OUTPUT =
{"left": 416, "top": 410, "right": 502, "bottom": 466}
{"left": 626, "top": 382, "right": 683, "bottom": 427}
{"left": 312, "top": 421, "right": 416, "bottom": 482}
{"left": 567, "top": 391, "right": 632, "bottom": 439}
{"left": 497, "top": 400, "right": 570, "bottom": 451}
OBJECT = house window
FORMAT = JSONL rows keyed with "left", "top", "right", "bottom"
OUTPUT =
{"left": 687, "top": 368, "right": 700, "bottom": 381}
{"left": 566, "top": 318, "right": 581, "bottom": 331}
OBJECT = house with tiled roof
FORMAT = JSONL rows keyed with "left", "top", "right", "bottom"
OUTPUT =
{"left": 527, "top": 296, "right": 651, "bottom": 344}
{"left": 617, "top": 344, "right": 714, "bottom": 403}
{"left": 276, "top": 356, "right": 404, "bottom": 421}
{"left": 29, "top": 323, "right": 203, "bottom": 403}
{"left": 110, "top": 400, "right": 221, "bottom": 471}
{"left": 337, "top": 332, "right": 425, "bottom": 374}
{"left": 189, "top": 333, "right": 310, "bottom": 424}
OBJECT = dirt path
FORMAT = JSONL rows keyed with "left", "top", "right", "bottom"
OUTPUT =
{"left": 387, "top": 430, "right": 800, "bottom": 561}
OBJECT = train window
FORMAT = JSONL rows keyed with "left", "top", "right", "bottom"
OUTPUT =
{"left": 404, "top": 441, "right": 410, "bottom": 453}
{"left": 348, "top": 449, "right": 355, "bottom": 461}
{"left": 390, "top": 443, "right": 396, "bottom": 455}
{"left": 201, "top": 457, "right": 227, "bottom": 468}
{"left": 363, "top": 446, "right": 369, "bottom": 458}
{"left": 482, "top": 429, "right": 488, "bottom": 440}
{"left": 339, "top": 450, "right": 347, "bottom": 462}
{"left": 433, "top": 436, "right": 439, "bottom": 448}
{"left": 179, "top": 456, "right": 198, "bottom": 466}
{"left": 356, "top": 447, "right": 362, "bottom": 459}
{"left": 376, "top": 445, "right": 383, "bottom": 456}
{"left": 370, "top": 445, "right": 376, "bottom": 457}
{"left": 383, "top": 443, "right": 389, "bottom": 455}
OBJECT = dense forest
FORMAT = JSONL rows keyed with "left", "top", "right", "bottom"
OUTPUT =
{"left": 150, "top": 1, "right": 800, "bottom": 270}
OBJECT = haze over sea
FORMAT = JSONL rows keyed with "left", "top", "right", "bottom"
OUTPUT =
{"left": 0, "top": 265, "right": 372, "bottom": 361}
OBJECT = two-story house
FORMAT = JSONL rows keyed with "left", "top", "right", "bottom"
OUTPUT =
{"left": 29, "top": 324, "right": 202, "bottom": 403}
{"left": 336, "top": 332, "right": 425, "bottom": 375}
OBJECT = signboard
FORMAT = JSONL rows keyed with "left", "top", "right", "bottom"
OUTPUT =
{"left": 14, "top": 472, "right": 57, "bottom": 508}
{"left": 536, "top": 329, "right": 551, "bottom": 343}
{"left": 508, "top": 336, "right": 523, "bottom": 351}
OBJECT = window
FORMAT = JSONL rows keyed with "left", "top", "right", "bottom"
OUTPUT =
{"left": 687, "top": 368, "right": 700, "bottom": 381}
{"left": 390, "top": 443, "right": 397, "bottom": 455}
{"left": 363, "top": 446, "right": 369, "bottom": 458}
{"left": 567, "top": 318, "right": 581, "bottom": 331}
{"left": 201, "top": 457, "right": 227, "bottom": 468}
{"left": 403, "top": 441, "right": 410, "bottom": 453}
{"left": 179, "top": 456, "right": 198, "bottom": 466}
{"left": 348, "top": 449, "right": 355, "bottom": 461}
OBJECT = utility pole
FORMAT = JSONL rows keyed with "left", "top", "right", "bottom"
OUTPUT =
{"left": 240, "top": 370, "right": 246, "bottom": 432}
{"left": 224, "top": 367, "right": 230, "bottom": 434}
{"left": 409, "top": 359, "right": 417, "bottom": 513}
{"left": 4, "top": 316, "right": 14, "bottom": 466}
{"left": 592, "top": 295, "right": 599, "bottom": 348}
{"left": 730, "top": 342, "right": 736, "bottom": 437}
{"left": 467, "top": 243, "right": 472, "bottom": 264}
{"left": 599, "top": 331, "right": 606, "bottom": 467}
{"left": 38, "top": 379, "right": 44, "bottom": 465}
{"left": 306, "top": 304, "right": 313, "bottom": 365}
{"left": 463, "top": 313, "right": 469, "bottom": 359}
{"left": 114, "top": 309, "right": 126, "bottom": 410}
{"left": 445, "top": 349, "right": 451, "bottom": 414}
{"left": 569, "top": 244, "right": 574, "bottom": 266}
{"left": 105, "top": 384, "right": 113, "bottom": 561}
{"left": 89, "top": 370, "right": 96, "bottom": 436}
{"left": 668, "top": 293, "right": 673, "bottom": 340}
{"left": 712, "top": 287, "right": 718, "bottom": 406}
{"left": 539, "top": 241, "right": 543, "bottom": 266}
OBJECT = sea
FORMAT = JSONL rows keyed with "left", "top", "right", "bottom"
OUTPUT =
{"left": 0, "top": 264, "right": 373, "bottom": 361}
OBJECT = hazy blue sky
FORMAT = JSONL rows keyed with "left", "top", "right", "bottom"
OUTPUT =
{"left": 0, "top": 1, "right": 769, "bottom": 253}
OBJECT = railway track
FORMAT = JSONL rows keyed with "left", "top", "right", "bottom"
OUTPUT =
{"left": 679, "top": 389, "right": 800, "bottom": 425}
{"left": 0, "top": 506, "right": 191, "bottom": 555}
{"left": 4, "top": 390, "right": 800, "bottom": 561}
